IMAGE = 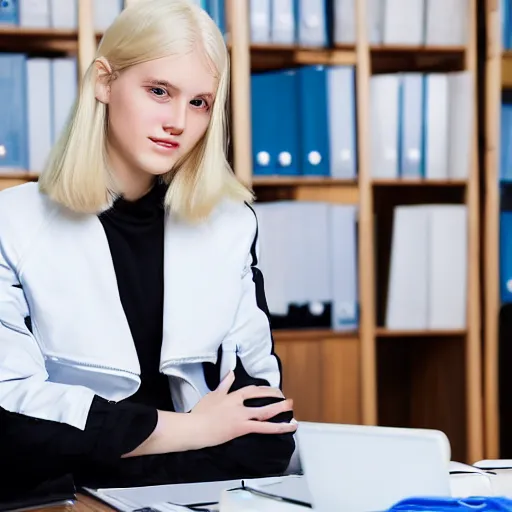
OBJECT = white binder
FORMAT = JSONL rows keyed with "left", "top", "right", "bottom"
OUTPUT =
{"left": 334, "top": 0, "right": 356, "bottom": 44}
{"left": 329, "top": 205, "right": 358, "bottom": 331}
{"left": 428, "top": 205, "right": 467, "bottom": 329}
{"left": 424, "top": 74, "right": 449, "bottom": 180}
{"left": 448, "top": 71, "right": 474, "bottom": 180}
{"left": 425, "top": 0, "right": 468, "bottom": 46}
{"left": 51, "top": 57, "right": 78, "bottom": 144}
{"left": 250, "top": 0, "right": 271, "bottom": 43}
{"left": 370, "top": 74, "right": 400, "bottom": 179}
{"left": 367, "top": 0, "right": 384, "bottom": 44}
{"left": 298, "top": 0, "right": 327, "bottom": 47}
{"left": 20, "top": 0, "right": 50, "bottom": 27}
{"left": 27, "top": 58, "right": 52, "bottom": 174}
{"left": 327, "top": 66, "right": 357, "bottom": 179}
{"left": 271, "top": 0, "right": 295, "bottom": 44}
{"left": 93, "top": 0, "right": 122, "bottom": 31}
{"left": 382, "top": 0, "right": 425, "bottom": 45}
{"left": 386, "top": 205, "right": 429, "bottom": 330}
{"left": 50, "top": 0, "right": 77, "bottom": 28}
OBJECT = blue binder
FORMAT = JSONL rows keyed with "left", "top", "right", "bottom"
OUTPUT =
{"left": 500, "top": 211, "right": 512, "bottom": 304}
{"left": 273, "top": 69, "right": 300, "bottom": 176}
{"left": 0, "top": 0, "right": 18, "bottom": 25}
{"left": 503, "top": 0, "right": 511, "bottom": 49}
{"left": 252, "top": 70, "right": 300, "bottom": 176}
{"left": 0, "top": 53, "right": 28, "bottom": 170}
{"left": 399, "top": 73, "right": 425, "bottom": 179}
{"left": 298, "top": 65, "right": 330, "bottom": 176}
{"left": 296, "top": 0, "right": 330, "bottom": 47}
{"left": 251, "top": 71, "right": 278, "bottom": 176}
{"left": 501, "top": 103, "right": 512, "bottom": 182}
{"left": 207, "top": 0, "right": 226, "bottom": 37}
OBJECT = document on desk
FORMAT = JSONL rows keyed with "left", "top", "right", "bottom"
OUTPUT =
{"left": 84, "top": 475, "right": 306, "bottom": 512}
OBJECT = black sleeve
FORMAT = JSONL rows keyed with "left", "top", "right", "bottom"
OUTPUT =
{"left": 0, "top": 395, "right": 158, "bottom": 494}
{"left": 77, "top": 356, "right": 296, "bottom": 490}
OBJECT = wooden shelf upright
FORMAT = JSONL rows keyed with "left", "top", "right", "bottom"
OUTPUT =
{"left": 483, "top": 0, "right": 505, "bottom": 460}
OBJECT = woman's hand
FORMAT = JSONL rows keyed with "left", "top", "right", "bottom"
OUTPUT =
{"left": 123, "top": 371, "right": 296, "bottom": 458}
{"left": 188, "top": 370, "right": 297, "bottom": 449}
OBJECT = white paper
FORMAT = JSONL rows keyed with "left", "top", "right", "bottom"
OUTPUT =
{"left": 85, "top": 475, "right": 295, "bottom": 511}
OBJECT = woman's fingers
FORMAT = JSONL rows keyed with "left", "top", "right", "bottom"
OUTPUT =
{"left": 247, "top": 419, "right": 298, "bottom": 435}
{"left": 215, "top": 370, "right": 235, "bottom": 394}
{"left": 247, "top": 398, "right": 294, "bottom": 422}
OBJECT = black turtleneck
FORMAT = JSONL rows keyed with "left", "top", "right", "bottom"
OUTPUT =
{"left": 98, "top": 181, "right": 172, "bottom": 411}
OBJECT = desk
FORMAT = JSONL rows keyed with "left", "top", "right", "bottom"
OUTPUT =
{"left": 35, "top": 494, "right": 113, "bottom": 512}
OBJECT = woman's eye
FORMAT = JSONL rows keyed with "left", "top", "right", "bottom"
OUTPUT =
{"left": 150, "top": 87, "right": 167, "bottom": 97}
{"left": 190, "top": 98, "right": 208, "bottom": 109}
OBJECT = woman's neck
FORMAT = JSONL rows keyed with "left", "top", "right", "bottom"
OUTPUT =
{"left": 106, "top": 145, "right": 157, "bottom": 201}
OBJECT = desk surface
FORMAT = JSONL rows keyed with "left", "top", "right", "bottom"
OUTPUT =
{"left": 35, "top": 494, "right": 114, "bottom": 512}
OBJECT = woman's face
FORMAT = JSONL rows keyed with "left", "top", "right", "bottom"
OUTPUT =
{"left": 95, "top": 46, "right": 217, "bottom": 198}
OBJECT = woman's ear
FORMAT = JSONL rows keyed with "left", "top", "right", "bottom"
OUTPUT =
{"left": 94, "top": 57, "right": 113, "bottom": 105}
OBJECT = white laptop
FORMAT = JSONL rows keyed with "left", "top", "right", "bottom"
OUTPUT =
{"left": 295, "top": 421, "right": 452, "bottom": 512}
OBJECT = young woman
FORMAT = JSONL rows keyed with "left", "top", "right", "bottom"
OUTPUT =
{"left": 0, "top": 0, "right": 297, "bottom": 494}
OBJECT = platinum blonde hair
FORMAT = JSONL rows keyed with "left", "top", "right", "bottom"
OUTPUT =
{"left": 39, "top": 0, "right": 253, "bottom": 222}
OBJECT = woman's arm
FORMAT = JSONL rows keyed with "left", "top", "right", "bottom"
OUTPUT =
{"left": 124, "top": 370, "right": 295, "bottom": 457}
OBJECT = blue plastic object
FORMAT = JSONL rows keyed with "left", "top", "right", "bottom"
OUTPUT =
{"left": 388, "top": 496, "right": 512, "bottom": 511}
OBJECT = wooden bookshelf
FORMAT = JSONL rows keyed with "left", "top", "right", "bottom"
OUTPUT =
{"left": 235, "top": 0, "right": 483, "bottom": 463}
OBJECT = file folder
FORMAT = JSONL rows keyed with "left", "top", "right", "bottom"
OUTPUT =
{"left": 298, "top": 65, "right": 329, "bottom": 176}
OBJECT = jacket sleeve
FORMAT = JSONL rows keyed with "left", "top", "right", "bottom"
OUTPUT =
{"left": 0, "top": 240, "right": 98, "bottom": 429}
{"left": 208, "top": 204, "right": 296, "bottom": 477}
{"left": 220, "top": 204, "right": 283, "bottom": 389}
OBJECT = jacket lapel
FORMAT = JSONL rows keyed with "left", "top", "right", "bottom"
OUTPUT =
{"left": 160, "top": 212, "right": 242, "bottom": 370}
{"left": 28, "top": 211, "right": 140, "bottom": 377}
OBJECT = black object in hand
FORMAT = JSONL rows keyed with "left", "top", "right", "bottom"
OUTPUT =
{"left": 243, "top": 396, "right": 294, "bottom": 424}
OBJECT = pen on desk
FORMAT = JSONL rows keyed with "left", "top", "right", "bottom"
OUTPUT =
{"left": 183, "top": 502, "right": 218, "bottom": 511}
{"left": 239, "top": 481, "right": 313, "bottom": 509}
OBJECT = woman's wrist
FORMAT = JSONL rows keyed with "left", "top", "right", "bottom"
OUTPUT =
{"left": 123, "top": 409, "right": 205, "bottom": 457}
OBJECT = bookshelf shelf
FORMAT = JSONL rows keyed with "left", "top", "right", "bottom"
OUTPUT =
{"left": 372, "top": 179, "right": 467, "bottom": 187}
{"left": 0, "top": 172, "right": 39, "bottom": 180}
{"left": 248, "top": 44, "right": 466, "bottom": 71}
{"left": 250, "top": 45, "right": 357, "bottom": 70}
{"left": 370, "top": 44, "right": 466, "bottom": 53}
{"left": 0, "top": 27, "right": 78, "bottom": 53}
{"left": 376, "top": 328, "right": 467, "bottom": 338}
{"left": 369, "top": 45, "right": 466, "bottom": 74}
{"left": 502, "top": 51, "right": 512, "bottom": 88}
{"left": 273, "top": 328, "right": 358, "bottom": 342}
{"left": 252, "top": 177, "right": 358, "bottom": 187}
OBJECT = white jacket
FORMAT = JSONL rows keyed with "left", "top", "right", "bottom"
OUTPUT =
{"left": 0, "top": 182, "right": 280, "bottom": 430}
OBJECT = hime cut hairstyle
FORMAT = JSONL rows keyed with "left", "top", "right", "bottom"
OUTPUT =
{"left": 38, "top": 0, "right": 253, "bottom": 222}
